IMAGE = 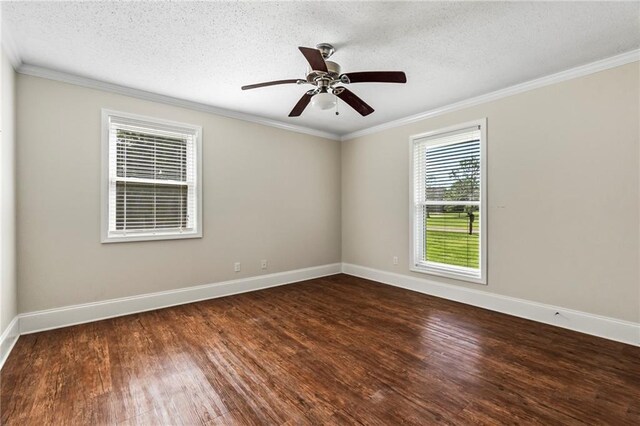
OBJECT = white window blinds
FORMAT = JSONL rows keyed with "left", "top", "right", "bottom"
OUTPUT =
{"left": 411, "top": 121, "right": 486, "bottom": 283}
{"left": 103, "top": 111, "right": 202, "bottom": 242}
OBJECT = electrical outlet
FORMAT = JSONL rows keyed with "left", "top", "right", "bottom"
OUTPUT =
{"left": 393, "top": 256, "right": 398, "bottom": 265}
{"left": 261, "top": 259, "right": 268, "bottom": 270}
{"left": 234, "top": 262, "right": 241, "bottom": 272}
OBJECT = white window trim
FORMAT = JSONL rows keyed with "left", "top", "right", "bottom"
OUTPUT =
{"left": 409, "top": 118, "right": 487, "bottom": 285}
{"left": 101, "top": 109, "right": 203, "bottom": 243}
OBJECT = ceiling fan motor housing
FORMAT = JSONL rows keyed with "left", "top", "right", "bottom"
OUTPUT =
{"left": 306, "top": 60, "right": 341, "bottom": 83}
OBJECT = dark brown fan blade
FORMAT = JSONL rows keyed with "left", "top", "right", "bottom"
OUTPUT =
{"left": 334, "top": 87, "right": 374, "bottom": 116}
{"left": 241, "top": 79, "right": 300, "bottom": 90}
{"left": 298, "top": 47, "right": 328, "bottom": 73}
{"left": 341, "top": 71, "right": 407, "bottom": 84}
{"left": 288, "top": 92, "right": 314, "bottom": 117}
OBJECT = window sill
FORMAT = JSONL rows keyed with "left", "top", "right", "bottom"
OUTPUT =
{"left": 102, "top": 230, "right": 202, "bottom": 244}
{"left": 410, "top": 263, "right": 486, "bottom": 285}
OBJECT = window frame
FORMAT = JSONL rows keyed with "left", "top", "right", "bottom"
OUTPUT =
{"left": 101, "top": 109, "right": 203, "bottom": 243}
{"left": 409, "top": 118, "right": 487, "bottom": 285}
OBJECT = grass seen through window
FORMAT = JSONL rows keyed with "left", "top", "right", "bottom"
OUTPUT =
{"left": 424, "top": 210, "right": 479, "bottom": 268}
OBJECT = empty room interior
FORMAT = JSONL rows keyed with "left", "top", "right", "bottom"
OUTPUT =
{"left": 0, "top": 1, "right": 639, "bottom": 424}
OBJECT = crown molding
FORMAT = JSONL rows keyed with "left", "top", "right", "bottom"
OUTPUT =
{"left": 341, "top": 49, "right": 640, "bottom": 141}
{"left": 1, "top": 22, "right": 22, "bottom": 69}
{"left": 16, "top": 64, "right": 341, "bottom": 141}
{"left": 10, "top": 47, "right": 640, "bottom": 142}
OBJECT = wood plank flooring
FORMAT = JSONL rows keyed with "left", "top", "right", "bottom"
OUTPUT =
{"left": 1, "top": 274, "right": 639, "bottom": 425}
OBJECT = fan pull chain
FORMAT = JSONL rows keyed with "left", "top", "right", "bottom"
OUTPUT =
{"left": 335, "top": 96, "right": 340, "bottom": 116}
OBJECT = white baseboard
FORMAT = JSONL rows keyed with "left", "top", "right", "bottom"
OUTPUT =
{"left": 4, "top": 261, "right": 637, "bottom": 372}
{"left": 19, "top": 263, "right": 342, "bottom": 335}
{"left": 342, "top": 263, "right": 640, "bottom": 347}
{"left": 0, "top": 316, "right": 20, "bottom": 370}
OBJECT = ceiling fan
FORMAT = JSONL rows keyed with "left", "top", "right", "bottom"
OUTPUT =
{"left": 241, "top": 43, "right": 407, "bottom": 117}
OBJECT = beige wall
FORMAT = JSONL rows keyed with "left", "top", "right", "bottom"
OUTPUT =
{"left": 14, "top": 61, "right": 640, "bottom": 323}
{"left": 17, "top": 75, "right": 341, "bottom": 313}
{"left": 342, "top": 62, "right": 640, "bottom": 323}
{"left": 0, "top": 48, "right": 17, "bottom": 333}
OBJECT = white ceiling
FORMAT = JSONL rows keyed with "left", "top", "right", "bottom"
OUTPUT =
{"left": 2, "top": 1, "right": 639, "bottom": 136}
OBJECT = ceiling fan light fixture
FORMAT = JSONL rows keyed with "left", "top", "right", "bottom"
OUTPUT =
{"left": 241, "top": 43, "right": 406, "bottom": 117}
{"left": 311, "top": 92, "right": 337, "bottom": 110}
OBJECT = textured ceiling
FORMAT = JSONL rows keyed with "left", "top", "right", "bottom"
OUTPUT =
{"left": 2, "top": 1, "right": 639, "bottom": 136}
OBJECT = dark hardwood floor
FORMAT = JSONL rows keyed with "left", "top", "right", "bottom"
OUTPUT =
{"left": 1, "top": 274, "right": 639, "bottom": 425}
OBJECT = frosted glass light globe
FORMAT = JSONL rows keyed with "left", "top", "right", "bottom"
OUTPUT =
{"left": 311, "top": 92, "right": 337, "bottom": 110}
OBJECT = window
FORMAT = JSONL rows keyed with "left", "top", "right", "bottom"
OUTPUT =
{"left": 101, "top": 110, "right": 202, "bottom": 243}
{"left": 410, "top": 119, "right": 486, "bottom": 284}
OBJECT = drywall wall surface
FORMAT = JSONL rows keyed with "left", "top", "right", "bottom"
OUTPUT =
{"left": 342, "top": 62, "right": 640, "bottom": 322}
{"left": 0, "top": 48, "right": 17, "bottom": 332}
{"left": 17, "top": 74, "right": 341, "bottom": 312}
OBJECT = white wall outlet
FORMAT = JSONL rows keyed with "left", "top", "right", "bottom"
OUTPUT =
{"left": 234, "top": 262, "right": 241, "bottom": 272}
{"left": 393, "top": 256, "right": 399, "bottom": 265}
{"left": 261, "top": 259, "right": 268, "bottom": 270}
